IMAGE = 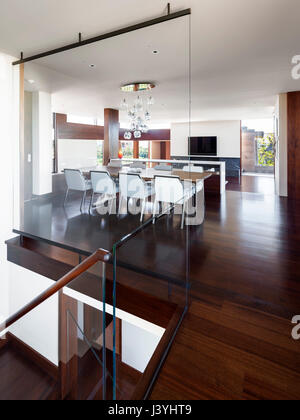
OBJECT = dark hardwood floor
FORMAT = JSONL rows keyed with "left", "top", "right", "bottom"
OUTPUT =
{"left": 15, "top": 191, "right": 189, "bottom": 284}
{"left": 7, "top": 184, "right": 300, "bottom": 400}
{"left": 0, "top": 342, "right": 58, "bottom": 400}
{"left": 227, "top": 174, "right": 275, "bottom": 194}
{"left": 150, "top": 189, "right": 300, "bottom": 400}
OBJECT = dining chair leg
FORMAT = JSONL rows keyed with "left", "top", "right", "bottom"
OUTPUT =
{"left": 181, "top": 201, "right": 186, "bottom": 229}
{"left": 63, "top": 189, "right": 69, "bottom": 207}
{"left": 118, "top": 195, "right": 123, "bottom": 215}
{"left": 152, "top": 199, "right": 158, "bottom": 224}
{"left": 80, "top": 191, "right": 86, "bottom": 213}
{"left": 89, "top": 191, "right": 94, "bottom": 214}
{"left": 108, "top": 197, "right": 114, "bottom": 214}
{"left": 140, "top": 198, "right": 146, "bottom": 223}
{"left": 123, "top": 198, "right": 128, "bottom": 214}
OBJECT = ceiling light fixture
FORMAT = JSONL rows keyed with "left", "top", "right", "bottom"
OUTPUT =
{"left": 152, "top": 50, "right": 159, "bottom": 54}
{"left": 121, "top": 83, "right": 155, "bottom": 93}
{"left": 120, "top": 83, "right": 156, "bottom": 139}
{"left": 89, "top": 64, "right": 96, "bottom": 68}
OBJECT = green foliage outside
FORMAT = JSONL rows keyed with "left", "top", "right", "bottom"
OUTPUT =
{"left": 139, "top": 146, "right": 149, "bottom": 159}
{"left": 97, "top": 141, "right": 103, "bottom": 165}
{"left": 257, "top": 134, "right": 275, "bottom": 167}
{"left": 122, "top": 141, "right": 133, "bottom": 158}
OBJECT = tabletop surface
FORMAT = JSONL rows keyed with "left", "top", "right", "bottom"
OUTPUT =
{"left": 81, "top": 166, "right": 212, "bottom": 182}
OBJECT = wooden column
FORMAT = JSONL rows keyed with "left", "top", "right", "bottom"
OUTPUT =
{"left": 288, "top": 91, "right": 300, "bottom": 200}
{"left": 160, "top": 142, "right": 166, "bottom": 159}
{"left": 104, "top": 109, "right": 120, "bottom": 166}
{"left": 133, "top": 141, "right": 139, "bottom": 159}
{"left": 59, "top": 292, "right": 78, "bottom": 400}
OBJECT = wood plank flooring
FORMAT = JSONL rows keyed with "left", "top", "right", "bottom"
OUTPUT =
{"left": 6, "top": 181, "right": 300, "bottom": 400}
{"left": 150, "top": 189, "right": 300, "bottom": 400}
{"left": 0, "top": 343, "right": 58, "bottom": 400}
{"left": 227, "top": 175, "right": 275, "bottom": 194}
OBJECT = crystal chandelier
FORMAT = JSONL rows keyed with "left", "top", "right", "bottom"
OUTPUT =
{"left": 120, "top": 83, "right": 155, "bottom": 140}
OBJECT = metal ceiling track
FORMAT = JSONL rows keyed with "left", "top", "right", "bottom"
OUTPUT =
{"left": 13, "top": 5, "right": 191, "bottom": 66}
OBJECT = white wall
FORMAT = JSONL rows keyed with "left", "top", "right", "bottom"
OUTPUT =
{"left": 0, "top": 52, "right": 19, "bottom": 325}
{"left": 171, "top": 120, "right": 241, "bottom": 158}
{"left": 9, "top": 264, "right": 59, "bottom": 366}
{"left": 274, "top": 94, "right": 288, "bottom": 197}
{"left": 122, "top": 321, "right": 162, "bottom": 373}
{"left": 0, "top": 52, "right": 58, "bottom": 366}
{"left": 63, "top": 286, "right": 165, "bottom": 373}
{"left": 32, "top": 91, "right": 53, "bottom": 195}
{"left": 58, "top": 139, "right": 98, "bottom": 172}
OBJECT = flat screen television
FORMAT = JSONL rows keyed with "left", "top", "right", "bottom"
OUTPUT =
{"left": 189, "top": 136, "right": 217, "bottom": 156}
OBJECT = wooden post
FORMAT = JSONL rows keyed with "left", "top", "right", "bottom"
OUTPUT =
{"left": 104, "top": 109, "right": 120, "bottom": 165}
{"left": 59, "top": 292, "right": 78, "bottom": 400}
{"left": 133, "top": 141, "right": 139, "bottom": 159}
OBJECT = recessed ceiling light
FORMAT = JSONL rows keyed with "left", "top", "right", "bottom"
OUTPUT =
{"left": 152, "top": 50, "right": 159, "bottom": 55}
{"left": 89, "top": 64, "right": 96, "bottom": 68}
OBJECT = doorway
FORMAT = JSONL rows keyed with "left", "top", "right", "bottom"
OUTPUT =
{"left": 239, "top": 119, "right": 275, "bottom": 194}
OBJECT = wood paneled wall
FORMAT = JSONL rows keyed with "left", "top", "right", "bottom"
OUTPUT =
{"left": 287, "top": 91, "right": 300, "bottom": 200}
{"left": 119, "top": 127, "right": 170, "bottom": 141}
{"left": 55, "top": 113, "right": 170, "bottom": 142}
{"left": 54, "top": 113, "right": 171, "bottom": 164}
{"left": 56, "top": 113, "right": 104, "bottom": 140}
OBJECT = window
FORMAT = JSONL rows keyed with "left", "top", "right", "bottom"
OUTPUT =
{"left": 256, "top": 134, "right": 275, "bottom": 167}
{"left": 139, "top": 141, "right": 149, "bottom": 159}
{"left": 121, "top": 141, "right": 133, "bottom": 159}
{"left": 97, "top": 141, "right": 104, "bottom": 165}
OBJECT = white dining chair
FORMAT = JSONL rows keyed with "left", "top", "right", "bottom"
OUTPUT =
{"left": 119, "top": 173, "right": 154, "bottom": 222}
{"left": 183, "top": 165, "right": 204, "bottom": 193}
{"left": 183, "top": 165, "right": 204, "bottom": 173}
{"left": 130, "top": 161, "right": 146, "bottom": 169}
{"left": 64, "top": 169, "right": 92, "bottom": 212}
{"left": 107, "top": 160, "right": 123, "bottom": 169}
{"left": 89, "top": 171, "right": 118, "bottom": 214}
{"left": 153, "top": 175, "right": 195, "bottom": 229}
{"left": 154, "top": 163, "right": 172, "bottom": 171}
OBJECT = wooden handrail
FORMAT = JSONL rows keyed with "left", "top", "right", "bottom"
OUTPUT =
{"left": 0, "top": 248, "right": 111, "bottom": 334}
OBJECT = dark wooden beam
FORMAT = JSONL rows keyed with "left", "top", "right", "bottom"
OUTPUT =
{"left": 56, "top": 113, "right": 104, "bottom": 140}
{"left": 133, "top": 141, "right": 139, "bottom": 159}
{"left": 54, "top": 113, "right": 170, "bottom": 142}
{"left": 119, "top": 127, "right": 170, "bottom": 141}
{"left": 287, "top": 91, "right": 300, "bottom": 200}
{"left": 59, "top": 292, "right": 78, "bottom": 399}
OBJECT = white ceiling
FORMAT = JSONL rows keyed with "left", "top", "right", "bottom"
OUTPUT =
{"left": 1, "top": 0, "right": 300, "bottom": 124}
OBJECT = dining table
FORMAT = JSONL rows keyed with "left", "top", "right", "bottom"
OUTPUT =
{"left": 81, "top": 165, "right": 211, "bottom": 182}
{"left": 79, "top": 166, "right": 212, "bottom": 225}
